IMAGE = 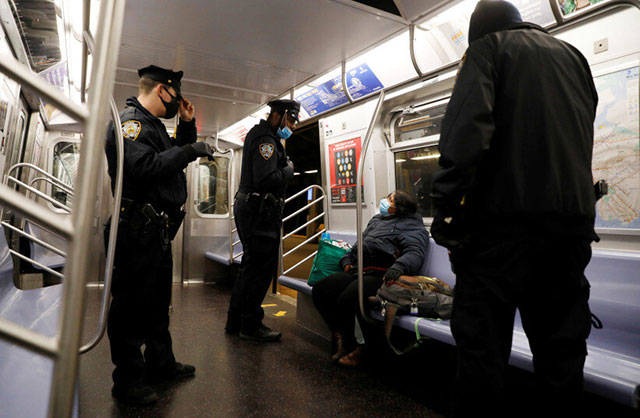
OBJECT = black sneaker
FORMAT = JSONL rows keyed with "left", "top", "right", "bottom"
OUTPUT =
{"left": 146, "top": 362, "right": 196, "bottom": 384}
{"left": 111, "top": 384, "right": 158, "bottom": 406}
{"left": 239, "top": 325, "right": 282, "bottom": 342}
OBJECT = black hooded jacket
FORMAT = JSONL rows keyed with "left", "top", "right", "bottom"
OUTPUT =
{"left": 340, "top": 213, "right": 430, "bottom": 275}
{"left": 432, "top": 23, "right": 598, "bottom": 240}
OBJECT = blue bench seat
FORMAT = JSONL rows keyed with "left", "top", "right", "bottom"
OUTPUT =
{"left": 278, "top": 231, "right": 640, "bottom": 408}
{"left": 204, "top": 236, "right": 243, "bottom": 266}
{"left": 0, "top": 226, "right": 78, "bottom": 417}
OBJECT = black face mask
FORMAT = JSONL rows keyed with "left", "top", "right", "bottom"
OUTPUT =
{"left": 160, "top": 86, "right": 180, "bottom": 119}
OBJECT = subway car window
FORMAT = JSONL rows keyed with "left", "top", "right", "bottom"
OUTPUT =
{"left": 393, "top": 99, "right": 448, "bottom": 143}
{"left": 196, "top": 157, "right": 229, "bottom": 216}
{"left": 52, "top": 141, "right": 79, "bottom": 206}
{"left": 394, "top": 146, "right": 440, "bottom": 219}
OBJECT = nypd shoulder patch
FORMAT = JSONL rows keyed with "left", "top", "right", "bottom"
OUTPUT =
{"left": 259, "top": 143, "right": 275, "bottom": 160}
{"left": 121, "top": 120, "right": 141, "bottom": 141}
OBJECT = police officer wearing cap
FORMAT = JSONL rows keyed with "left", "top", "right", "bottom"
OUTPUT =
{"left": 104, "top": 65, "right": 214, "bottom": 405}
{"left": 225, "top": 99, "right": 299, "bottom": 342}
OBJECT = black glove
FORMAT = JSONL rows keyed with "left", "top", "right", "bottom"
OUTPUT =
{"left": 383, "top": 268, "right": 402, "bottom": 283}
{"left": 430, "top": 208, "right": 469, "bottom": 252}
{"left": 283, "top": 157, "right": 294, "bottom": 178}
{"left": 182, "top": 142, "right": 214, "bottom": 161}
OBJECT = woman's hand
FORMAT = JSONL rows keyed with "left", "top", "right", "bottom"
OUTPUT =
{"left": 343, "top": 264, "right": 352, "bottom": 273}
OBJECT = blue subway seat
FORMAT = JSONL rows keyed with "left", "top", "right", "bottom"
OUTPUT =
{"left": 204, "top": 235, "right": 243, "bottom": 266}
{"left": 0, "top": 226, "right": 78, "bottom": 417}
{"left": 24, "top": 221, "right": 67, "bottom": 270}
{"left": 278, "top": 235, "right": 640, "bottom": 408}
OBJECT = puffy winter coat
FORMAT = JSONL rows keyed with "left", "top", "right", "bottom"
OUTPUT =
{"left": 339, "top": 213, "right": 430, "bottom": 275}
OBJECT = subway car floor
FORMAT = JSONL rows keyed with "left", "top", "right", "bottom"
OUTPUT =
{"left": 78, "top": 280, "right": 639, "bottom": 418}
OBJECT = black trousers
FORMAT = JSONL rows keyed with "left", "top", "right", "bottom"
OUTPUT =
{"left": 228, "top": 199, "right": 281, "bottom": 333}
{"left": 312, "top": 271, "right": 384, "bottom": 350}
{"left": 105, "top": 221, "right": 176, "bottom": 388}
{"left": 450, "top": 237, "right": 592, "bottom": 418}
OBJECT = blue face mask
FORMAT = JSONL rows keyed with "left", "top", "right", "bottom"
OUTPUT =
{"left": 379, "top": 198, "right": 391, "bottom": 216}
{"left": 277, "top": 126, "right": 292, "bottom": 139}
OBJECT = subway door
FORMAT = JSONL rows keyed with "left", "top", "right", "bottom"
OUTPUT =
{"left": 180, "top": 149, "right": 234, "bottom": 283}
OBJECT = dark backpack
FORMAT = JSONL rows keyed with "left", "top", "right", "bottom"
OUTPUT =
{"left": 371, "top": 275, "right": 453, "bottom": 355}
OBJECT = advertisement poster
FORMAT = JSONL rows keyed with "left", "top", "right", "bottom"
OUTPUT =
{"left": 296, "top": 76, "right": 348, "bottom": 117}
{"left": 346, "top": 63, "right": 383, "bottom": 99}
{"left": 328, "top": 137, "right": 362, "bottom": 204}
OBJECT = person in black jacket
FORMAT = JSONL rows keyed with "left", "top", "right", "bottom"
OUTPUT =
{"left": 430, "top": 2, "right": 598, "bottom": 416}
{"left": 104, "top": 65, "right": 214, "bottom": 406}
{"left": 312, "top": 191, "right": 430, "bottom": 366}
{"left": 224, "top": 99, "right": 299, "bottom": 342}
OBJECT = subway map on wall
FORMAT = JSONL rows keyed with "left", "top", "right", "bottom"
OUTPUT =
{"left": 592, "top": 65, "right": 640, "bottom": 229}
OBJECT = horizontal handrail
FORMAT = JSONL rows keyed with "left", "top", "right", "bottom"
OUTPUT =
{"left": 7, "top": 176, "right": 72, "bottom": 212}
{"left": 233, "top": 251, "right": 243, "bottom": 259}
{"left": 1, "top": 221, "right": 67, "bottom": 257}
{"left": 30, "top": 177, "right": 75, "bottom": 196}
{"left": 0, "top": 317, "right": 58, "bottom": 358}
{"left": 5, "top": 163, "right": 76, "bottom": 192}
{"left": 282, "top": 212, "right": 325, "bottom": 240}
{"left": 0, "top": 182, "right": 73, "bottom": 239}
{"left": 283, "top": 229, "right": 325, "bottom": 258}
{"left": 283, "top": 250, "right": 318, "bottom": 276}
{"left": 285, "top": 184, "right": 325, "bottom": 203}
{"left": 232, "top": 239, "right": 241, "bottom": 247}
{"left": 283, "top": 195, "right": 325, "bottom": 222}
{"left": 9, "top": 249, "right": 64, "bottom": 279}
{"left": 0, "top": 54, "right": 89, "bottom": 122}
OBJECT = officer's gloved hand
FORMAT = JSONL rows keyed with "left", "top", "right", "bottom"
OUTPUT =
{"left": 383, "top": 268, "right": 402, "bottom": 284}
{"left": 183, "top": 142, "right": 214, "bottom": 161}
{"left": 283, "top": 157, "right": 294, "bottom": 178}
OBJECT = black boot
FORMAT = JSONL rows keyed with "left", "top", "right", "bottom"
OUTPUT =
{"left": 239, "top": 324, "right": 282, "bottom": 342}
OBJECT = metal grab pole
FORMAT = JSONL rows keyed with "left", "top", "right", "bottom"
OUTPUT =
{"left": 48, "top": 0, "right": 126, "bottom": 415}
{"left": 356, "top": 91, "right": 385, "bottom": 321}
{"left": 80, "top": 96, "right": 124, "bottom": 354}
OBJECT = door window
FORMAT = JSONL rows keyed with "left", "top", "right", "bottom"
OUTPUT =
{"left": 51, "top": 141, "right": 80, "bottom": 207}
{"left": 394, "top": 145, "right": 441, "bottom": 219}
{"left": 196, "top": 157, "right": 230, "bottom": 216}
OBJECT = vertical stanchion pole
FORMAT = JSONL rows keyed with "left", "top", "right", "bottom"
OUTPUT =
{"left": 48, "top": 0, "right": 126, "bottom": 416}
{"left": 356, "top": 91, "right": 385, "bottom": 320}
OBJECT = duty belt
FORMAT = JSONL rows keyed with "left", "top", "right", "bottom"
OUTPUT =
{"left": 235, "top": 191, "right": 261, "bottom": 203}
{"left": 120, "top": 198, "right": 169, "bottom": 229}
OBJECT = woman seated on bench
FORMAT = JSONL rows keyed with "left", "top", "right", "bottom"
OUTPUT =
{"left": 312, "top": 190, "right": 430, "bottom": 366}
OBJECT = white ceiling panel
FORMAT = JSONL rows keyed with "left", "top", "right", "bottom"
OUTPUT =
{"left": 114, "top": 0, "right": 407, "bottom": 132}
{"left": 394, "top": 0, "right": 463, "bottom": 22}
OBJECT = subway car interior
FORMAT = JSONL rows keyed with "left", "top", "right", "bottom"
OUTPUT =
{"left": 0, "top": 0, "right": 638, "bottom": 416}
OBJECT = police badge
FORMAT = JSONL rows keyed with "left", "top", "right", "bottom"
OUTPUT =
{"left": 121, "top": 120, "right": 141, "bottom": 140}
{"left": 259, "top": 143, "right": 274, "bottom": 160}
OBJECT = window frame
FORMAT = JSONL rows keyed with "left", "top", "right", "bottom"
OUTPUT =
{"left": 193, "top": 155, "right": 231, "bottom": 218}
{"left": 46, "top": 137, "right": 80, "bottom": 213}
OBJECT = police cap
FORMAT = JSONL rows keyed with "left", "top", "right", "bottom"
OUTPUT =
{"left": 137, "top": 65, "right": 184, "bottom": 97}
{"left": 268, "top": 99, "right": 300, "bottom": 122}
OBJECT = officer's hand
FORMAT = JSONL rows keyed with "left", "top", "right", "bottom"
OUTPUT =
{"left": 179, "top": 97, "right": 195, "bottom": 122}
{"left": 431, "top": 209, "right": 469, "bottom": 252}
{"left": 383, "top": 268, "right": 402, "bottom": 283}
{"left": 190, "top": 142, "right": 214, "bottom": 161}
{"left": 286, "top": 157, "right": 294, "bottom": 171}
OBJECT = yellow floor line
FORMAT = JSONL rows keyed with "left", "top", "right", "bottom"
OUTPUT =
{"left": 261, "top": 304, "right": 277, "bottom": 307}
{"left": 273, "top": 311, "right": 287, "bottom": 317}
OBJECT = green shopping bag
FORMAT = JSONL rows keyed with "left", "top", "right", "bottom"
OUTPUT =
{"left": 308, "top": 239, "right": 350, "bottom": 286}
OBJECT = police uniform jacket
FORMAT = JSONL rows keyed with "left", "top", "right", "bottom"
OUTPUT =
{"left": 339, "top": 213, "right": 430, "bottom": 274}
{"left": 238, "top": 119, "right": 293, "bottom": 198}
{"left": 432, "top": 23, "right": 598, "bottom": 240}
{"left": 235, "top": 119, "right": 293, "bottom": 239}
{"left": 105, "top": 96, "right": 197, "bottom": 217}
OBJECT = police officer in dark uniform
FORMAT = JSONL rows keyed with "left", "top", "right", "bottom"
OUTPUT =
{"left": 225, "top": 99, "right": 299, "bottom": 342}
{"left": 430, "top": 2, "right": 598, "bottom": 417}
{"left": 104, "top": 65, "right": 214, "bottom": 405}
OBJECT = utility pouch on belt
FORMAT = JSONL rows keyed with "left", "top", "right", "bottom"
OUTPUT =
{"left": 259, "top": 193, "right": 284, "bottom": 217}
